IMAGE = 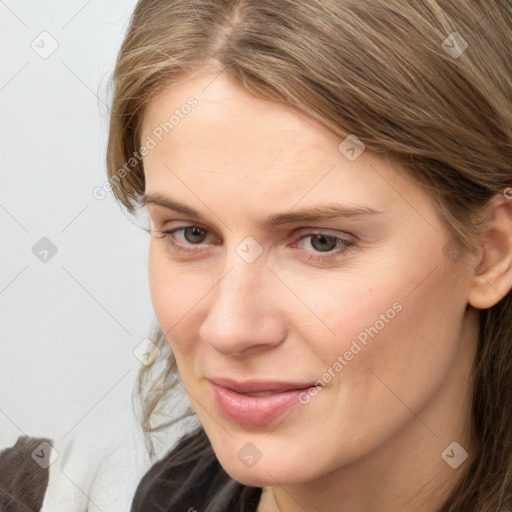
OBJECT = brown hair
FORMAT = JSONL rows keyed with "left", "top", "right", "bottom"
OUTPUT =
{"left": 105, "top": 1, "right": 512, "bottom": 510}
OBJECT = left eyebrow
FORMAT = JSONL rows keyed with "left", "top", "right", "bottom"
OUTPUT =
{"left": 142, "top": 192, "right": 383, "bottom": 228}
{"left": 264, "top": 203, "right": 383, "bottom": 227}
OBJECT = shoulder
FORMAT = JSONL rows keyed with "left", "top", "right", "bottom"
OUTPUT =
{"left": 0, "top": 435, "right": 52, "bottom": 511}
{"left": 131, "top": 426, "right": 262, "bottom": 512}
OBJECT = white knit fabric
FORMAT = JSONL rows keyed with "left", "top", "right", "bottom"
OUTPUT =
{"left": 40, "top": 413, "right": 198, "bottom": 511}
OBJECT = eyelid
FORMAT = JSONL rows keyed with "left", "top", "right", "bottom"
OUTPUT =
{"left": 293, "top": 226, "right": 354, "bottom": 240}
{"left": 152, "top": 221, "right": 354, "bottom": 240}
{"left": 151, "top": 224, "right": 218, "bottom": 246}
{"left": 154, "top": 223, "right": 356, "bottom": 264}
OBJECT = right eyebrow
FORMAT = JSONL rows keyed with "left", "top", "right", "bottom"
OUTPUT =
{"left": 142, "top": 192, "right": 383, "bottom": 228}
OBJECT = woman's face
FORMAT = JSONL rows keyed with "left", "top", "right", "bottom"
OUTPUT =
{"left": 141, "top": 72, "right": 478, "bottom": 487}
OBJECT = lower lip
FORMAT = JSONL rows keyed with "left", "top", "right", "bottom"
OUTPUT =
{"left": 211, "top": 383, "right": 310, "bottom": 425}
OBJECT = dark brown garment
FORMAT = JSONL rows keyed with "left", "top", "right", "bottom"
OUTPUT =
{"left": 0, "top": 436, "right": 51, "bottom": 512}
{"left": 131, "top": 427, "right": 262, "bottom": 512}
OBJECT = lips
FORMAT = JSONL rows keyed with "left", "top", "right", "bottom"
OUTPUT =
{"left": 209, "top": 377, "right": 318, "bottom": 426}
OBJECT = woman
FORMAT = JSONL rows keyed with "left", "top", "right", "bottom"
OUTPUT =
{"left": 105, "top": 1, "right": 512, "bottom": 510}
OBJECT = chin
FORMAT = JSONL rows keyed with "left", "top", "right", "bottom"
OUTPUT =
{"left": 216, "top": 450, "right": 317, "bottom": 487}
{"left": 223, "top": 464, "right": 295, "bottom": 487}
{"left": 229, "top": 470, "right": 276, "bottom": 487}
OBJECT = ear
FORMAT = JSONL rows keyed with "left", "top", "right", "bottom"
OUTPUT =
{"left": 468, "top": 193, "right": 512, "bottom": 309}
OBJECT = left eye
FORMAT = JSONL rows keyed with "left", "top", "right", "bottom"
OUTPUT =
{"left": 293, "top": 233, "right": 355, "bottom": 262}
{"left": 173, "top": 226, "right": 209, "bottom": 244}
{"left": 296, "top": 233, "right": 351, "bottom": 253}
{"left": 154, "top": 226, "right": 354, "bottom": 261}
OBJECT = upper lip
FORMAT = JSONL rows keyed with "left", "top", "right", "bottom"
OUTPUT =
{"left": 209, "top": 377, "right": 317, "bottom": 394}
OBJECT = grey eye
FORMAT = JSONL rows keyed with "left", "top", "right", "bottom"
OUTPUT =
{"left": 183, "top": 226, "right": 208, "bottom": 243}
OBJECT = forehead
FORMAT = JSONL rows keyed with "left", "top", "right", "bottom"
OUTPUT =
{"left": 140, "top": 73, "right": 431, "bottom": 223}
{"left": 141, "top": 73, "right": 341, "bottom": 167}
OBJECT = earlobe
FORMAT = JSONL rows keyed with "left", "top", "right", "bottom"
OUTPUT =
{"left": 468, "top": 194, "right": 512, "bottom": 310}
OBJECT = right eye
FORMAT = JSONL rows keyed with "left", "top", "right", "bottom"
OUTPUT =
{"left": 153, "top": 225, "right": 217, "bottom": 254}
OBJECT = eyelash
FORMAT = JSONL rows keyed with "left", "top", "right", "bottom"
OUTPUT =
{"left": 153, "top": 225, "right": 355, "bottom": 263}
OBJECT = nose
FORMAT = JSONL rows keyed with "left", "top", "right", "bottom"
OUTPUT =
{"left": 198, "top": 253, "right": 286, "bottom": 356}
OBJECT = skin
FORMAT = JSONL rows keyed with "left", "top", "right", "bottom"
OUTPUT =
{"left": 140, "top": 71, "right": 512, "bottom": 512}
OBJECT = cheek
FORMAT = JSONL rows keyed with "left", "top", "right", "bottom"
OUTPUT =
{"left": 147, "top": 243, "right": 188, "bottom": 349}
{"left": 147, "top": 242, "right": 209, "bottom": 363}
{"left": 325, "top": 263, "right": 467, "bottom": 430}
{"left": 147, "top": 241, "right": 170, "bottom": 325}
{"left": 274, "top": 264, "right": 468, "bottom": 474}
{"left": 319, "top": 235, "right": 467, "bottom": 375}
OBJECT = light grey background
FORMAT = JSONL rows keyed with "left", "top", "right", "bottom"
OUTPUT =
{"left": 0, "top": 1, "right": 157, "bottom": 450}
